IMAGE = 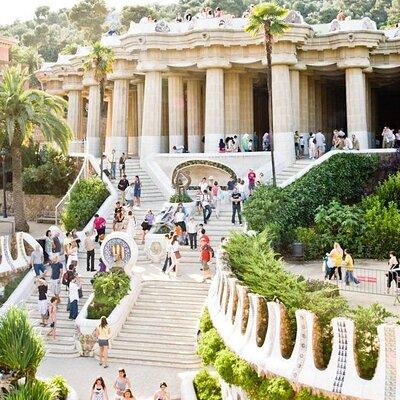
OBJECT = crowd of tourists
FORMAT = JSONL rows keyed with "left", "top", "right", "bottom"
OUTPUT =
{"left": 381, "top": 127, "right": 400, "bottom": 148}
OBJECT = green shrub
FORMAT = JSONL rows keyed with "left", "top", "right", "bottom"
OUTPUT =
{"left": 350, "top": 303, "right": 393, "bottom": 380}
{"left": 197, "top": 328, "right": 226, "bottom": 365}
{"left": 294, "top": 227, "right": 326, "bottom": 261}
{"left": 234, "top": 359, "right": 261, "bottom": 394}
{"left": 373, "top": 171, "right": 400, "bottom": 208}
{"left": 61, "top": 176, "right": 109, "bottom": 231}
{"left": 265, "top": 377, "right": 295, "bottom": 400}
{"left": 0, "top": 268, "right": 30, "bottom": 306}
{"left": 199, "top": 308, "right": 213, "bottom": 333}
{"left": 4, "top": 379, "right": 55, "bottom": 400}
{"left": 87, "top": 269, "right": 130, "bottom": 320}
{"left": 169, "top": 193, "right": 193, "bottom": 203}
{"left": 295, "top": 388, "right": 329, "bottom": 400}
{"left": 361, "top": 198, "right": 400, "bottom": 259}
{"left": 193, "top": 369, "right": 222, "bottom": 400}
{"left": 214, "top": 349, "right": 240, "bottom": 385}
{"left": 48, "top": 375, "right": 70, "bottom": 400}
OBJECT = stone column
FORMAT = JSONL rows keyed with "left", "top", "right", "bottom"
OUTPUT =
{"left": 290, "top": 70, "right": 300, "bottom": 133}
{"left": 308, "top": 77, "right": 316, "bottom": 132}
{"left": 272, "top": 64, "right": 294, "bottom": 167}
{"left": 168, "top": 75, "right": 184, "bottom": 151}
{"left": 137, "top": 82, "right": 144, "bottom": 157}
{"left": 346, "top": 68, "right": 368, "bottom": 149}
{"left": 187, "top": 79, "right": 202, "bottom": 153}
{"left": 204, "top": 68, "right": 224, "bottom": 153}
{"left": 239, "top": 75, "right": 254, "bottom": 135}
{"left": 67, "top": 90, "right": 82, "bottom": 152}
{"left": 128, "top": 90, "right": 138, "bottom": 155}
{"left": 106, "top": 78, "right": 129, "bottom": 155}
{"left": 85, "top": 82, "right": 101, "bottom": 157}
{"left": 161, "top": 81, "right": 169, "bottom": 153}
{"left": 141, "top": 71, "right": 162, "bottom": 156}
{"left": 314, "top": 80, "right": 322, "bottom": 131}
{"left": 224, "top": 72, "right": 240, "bottom": 136}
{"left": 299, "top": 73, "right": 309, "bottom": 155}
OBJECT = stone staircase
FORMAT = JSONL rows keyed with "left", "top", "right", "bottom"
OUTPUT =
{"left": 276, "top": 158, "right": 314, "bottom": 186}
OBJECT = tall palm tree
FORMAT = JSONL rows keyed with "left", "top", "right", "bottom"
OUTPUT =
{"left": 246, "top": 2, "right": 288, "bottom": 186}
{"left": 83, "top": 42, "right": 115, "bottom": 152}
{"left": 0, "top": 66, "right": 72, "bottom": 232}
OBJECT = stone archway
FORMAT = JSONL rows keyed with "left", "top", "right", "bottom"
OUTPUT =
{"left": 171, "top": 160, "right": 237, "bottom": 189}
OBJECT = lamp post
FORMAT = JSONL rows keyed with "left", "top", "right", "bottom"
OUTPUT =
{"left": 0, "top": 148, "right": 7, "bottom": 219}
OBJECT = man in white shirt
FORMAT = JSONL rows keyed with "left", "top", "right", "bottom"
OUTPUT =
{"left": 314, "top": 130, "right": 326, "bottom": 158}
{"left": 201, "top": 190, "right": 212, "bottom": 224}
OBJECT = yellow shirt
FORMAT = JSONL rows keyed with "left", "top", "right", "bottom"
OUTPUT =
{"left": 97, "top": 326, "right": 110, "bottom": 340}
{"left": 331, "top": 250, "right": 343, "bottom": 267}
{"left": 344, "top": 254, "right": 354, "bottom": 271}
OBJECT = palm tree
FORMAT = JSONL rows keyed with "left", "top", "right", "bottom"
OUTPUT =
{"left": 83, "top": 42, "right": 115, "bottom": 152}
{"left": 0, "top": 66, "right": 72, "bottom": 232}
{"left": 246, "top": 2, "right": 288, "bottom": 186}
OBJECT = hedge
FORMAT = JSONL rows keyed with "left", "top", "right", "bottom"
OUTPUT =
{"left": 61, "top": 176, "right": 109, "bottom": 232}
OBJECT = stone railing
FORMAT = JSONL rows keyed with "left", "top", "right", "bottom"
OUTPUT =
{"left": 207, "top": 250, "right": 400, "bottom": 400}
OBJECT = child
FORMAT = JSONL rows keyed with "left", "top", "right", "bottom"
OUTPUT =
{"left": 47, "top": 296, "right": 58, "bottom": 340}
{"left": 195, "top": 189, "right": 202, "bottom": 215}
{"left": 98, "top": 258, "right": 107, "bottom": 272}
{"left": 299, "top": 135, "right": 305, "bottom": 158}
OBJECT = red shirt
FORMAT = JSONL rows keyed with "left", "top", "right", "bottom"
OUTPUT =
{"left": 200, "top": 234, "right": 211, "bottom": 262}
{"left": 93, "top": 216, "right": 106, "bottom": 230}
{"left": 248, "top": 172, "right": 256, "bottom": 184}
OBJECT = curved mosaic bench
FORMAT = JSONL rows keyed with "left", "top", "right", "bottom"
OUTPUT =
{"left": 208, "top": 254, "right": 400, "bottom": 400}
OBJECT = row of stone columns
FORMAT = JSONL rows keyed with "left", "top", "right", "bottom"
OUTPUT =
{"left": 65, "top": 65, "right": 370, "bottom": 163}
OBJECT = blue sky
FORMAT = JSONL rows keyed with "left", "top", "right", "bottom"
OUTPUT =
{"left": 0, "top": 0, "right": 177, "bottom": 25}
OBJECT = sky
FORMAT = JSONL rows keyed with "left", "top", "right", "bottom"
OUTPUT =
{"left": 0, "top": 0, "right": 177, "bottom": 25}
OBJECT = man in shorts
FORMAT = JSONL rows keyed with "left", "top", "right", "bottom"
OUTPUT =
{"left": 31, "top": 245, "right": 45, "bottom": 276}
{"left": 50, "top": 255, "right": 64, "bottom": 300}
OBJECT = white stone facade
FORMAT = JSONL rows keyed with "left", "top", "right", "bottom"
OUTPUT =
{"left": 36, "top": 16, "right": 400, "bottom": 172}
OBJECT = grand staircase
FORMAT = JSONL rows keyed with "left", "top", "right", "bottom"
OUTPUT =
{"left": 275, "top": 158, "right": 314, "bottom": 186}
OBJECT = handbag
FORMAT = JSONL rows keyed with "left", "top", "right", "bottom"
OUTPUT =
{"left": 78, "top": 287, "right": 83, "bottom": 298}
{"left": 174, "top": 251, "right": 182, "bottom": 259}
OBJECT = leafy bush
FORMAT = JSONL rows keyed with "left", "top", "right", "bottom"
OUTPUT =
{"left": 0, "top": 307, "right": 45, "bottom": 381}
{"left": 193, "top": 369, "right": 222, "bottom": 400}
{"left": 295, "top": 388, "right": 329, "bottom": 400}
{"left": 197, "top": 328, "right": 226, "bottom": 365}
{"left": 199, "top": 308, "right": 213, "bottom": 333}
{"left": 87, "top": 269, "right": 130, "bottom": 320}
{"left": 4, "top": 379, "right": 55, "bottom": 400}
{"left": 48, "top": 375, "right": 70, "bottom": 400}
{"left": 265, "top": 377, "right": 294, "bottom": 400}
{"left": 21, "top": 143, "right": 79, "bottom": 196}
{"left": 295, "top": 227, "right": 325, "bottom": 261}
{"left": 169, "top": 193, "right": 193, "bottom": 203}
{"left": 214, "top": 349, "right": 241, "bottom": 384}
{"left": 61, "top": 176, "right": 109, "bottom": 231}
{"left": 0, "top": 268, "right": 30, "bottom": 306}
{"left": 372, "top": 171, "right": 400, "bottom": 208}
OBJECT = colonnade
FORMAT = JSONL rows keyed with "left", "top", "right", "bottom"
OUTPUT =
{"left": 64, "top": 64, "right": 371, "bottom": 167}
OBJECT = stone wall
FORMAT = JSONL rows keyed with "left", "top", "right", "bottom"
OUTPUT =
{"left": 0, "top": 191, "right": 61, "bottom": 221}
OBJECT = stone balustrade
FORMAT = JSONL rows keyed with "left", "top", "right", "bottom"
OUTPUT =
{"left": 207, "top": 251, "right": 400, "bottom": 400}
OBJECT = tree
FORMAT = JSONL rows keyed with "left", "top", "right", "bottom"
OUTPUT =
{"left": 388, "top": 0, "right": 400, "bottom": 26}
{"left": 9, "top": 46, "right": 43, "bottom": 88}
{"left": 34, "top": 6, "right": 50, "bottom": 22}
{"left": 0, "top": 67, "right": 72, "bottom": 232}
{"left": 83, "top": 42, "right": 114, "bottom": 152}
{"left": 120, "top": 5, "right": 157, "bottom": 30}
{"left": 69, "top": 0, "right": 109, "bottom": 43}
{"left": 245, "top": 2, "right": 288, "bottom": 186}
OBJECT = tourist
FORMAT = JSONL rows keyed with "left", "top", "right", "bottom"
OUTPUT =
{"left": 328, "top": 242, "right": 344, "bottom": 281}
{"left": 237, "top": 178, "right": 246, "bottom": 202}
{"left": 199, "top": 177, "right": 208, "bottom": 193}
{"left": 50, "top": 254, "right": 63, "bottom": 299}
{"left": 169, "top": 235, "right": 181, "bottom": 277}
{"left": 201, "top": 190, "right": 212, "bottom": 224}
{"left": 162, "top": 233, "right": 173, "bottom": 273}
{"left": 352, "top": 134, "right": 360, "bottom": 150}
{"left": 36, "top": 276, "right": 48, "bottom": 327}
{"left": 294, "top": 131, "right": 300, "bottom": 159}
{"left": 66, "top": 240, "right": 78, "bottom": 269}
{"left": 113, "top": 368, "right": 132, "bottom": 398}
{"left": 96, "top": 316, "right": 111, "bottom": 368}
{"left": 315, "top": 130, "right": 326, "bottom": 158}
{"left": 218, "top": 138, "right": 226, "bottom": 152}
{"left": 133, "top": 176, "right": 142, "bottom": 208}
{"left": 47, "top": 296, "right": 58, "bottom": 339}
{"left": 154, "top": 382, "right": 170, "bottom": 400}
{"left": 53, "top": 231, "right": 62, "bottom": 257}
{"left": 68, "top": 276, "right": 80, "bottom": 320}
{"left": 386, "top": 251, "right": 399, "bottom": 293}
{"left": 337, "top": 9, "right": 346, "bottom": 21}
{"left": 126, "top": 210, "right": 136, "bottom": 233}
{"left": 123, "top": 389, "right": 136, "bottom": 399}
{"left": 233, "top": 135, "right": 239, "bottom": 152}
{"left": 113, "top": 209, "right": 125, "bottom": 232}
{"left": 299, "top": 135, "right": 305, "bottom": 158}
{"left": 382, "top": 127, "right": 395, "bottom": 148}
{"left": 174, "top": 205, "right": 187, "bottom": 243}
{"left": 184, "top": 11, "right": 192, "bottom": 21}
{"left": 90, "top": 377, "right": 109, "bottom": 400}
{"left": 262, "top": 132, "right": 270, "bottom": 151}
{"left": 227, "top": 175, "right": 236, "bottom": 193}
{"left": 231, "top": 187, "right": 242, "bottom": 225}
{"left": 308, "top": 133, "right": 316, "bottom": 159}
{"left": 195, "top": 189, "right": 203, "bottom": 215}
{"left": 93, "top": 214, "right": 106, "bottom": 243}
{"left": 125, "top": 182, "right": 135, "bottom": 207}
{"left": 119, "top": 152, "right": 126, "bottom": 178}
{"left": 210, "top": 181, "right": 220, "bottom": 218}
{"left": 85, "top": 231, "right": 96, "bottom": 272}
{"left": 344, "top": 135, "right": 353, "bottom": 150}
{"left": 199, "top": 229, "right": 212, "bottom": 283}
{"left": 141, "top": 218, "right": 150, "bottom": 244}
{"left": 187, "top": 217, "right": 198, "bottom": 250}
{"left": 44, "top": 229, "right": 54, "bottom": 265}
{"left": 98, "top": 258, "right": 107, "bottom": 273}
{"left": 172, "top": 145, "right": 185, "bottom": 153}
{"left": 344, "top": 249, "right": 360, "bottom": 285}
{"left": 247, "top": 169, "right": 256, "bottom": 196}
{"left": 248, "top": 138, "right": 253, "bottom": 152}
{"left": 31, "top": 245, "right": 45, "bottom": 276}
{"left": 109, "top": 149, "right": 117, "bottom": 180}
{"left": 242, "top": 133, "right": 250, "bottom": 152}
{"left": 118, "top": 174, "right": 129, "bottom": 204}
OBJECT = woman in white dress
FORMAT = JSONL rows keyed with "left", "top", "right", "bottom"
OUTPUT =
{"left": 90, "top": 377, "right": 109, "bottom": 400}
{"left": 168, "top": 235, "right": 181, "bottom": 277}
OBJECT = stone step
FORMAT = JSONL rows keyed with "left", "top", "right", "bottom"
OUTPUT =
{"left": 131, "top": 307, "right": 202, "bottom": 318}
{"left": 105, "top": 353, "right": 201, "bottom": 368}
{"left": 106, "top": 348, "right": 200, "bottom": 363}
{"left": 111, "top": 340, "right": 196, "bottom": 353}
{"left": 127, "top": 314, "right": 199, "bottom": 325}
{"left": 121, "top": 324, "right": 195, "bottom": 336}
